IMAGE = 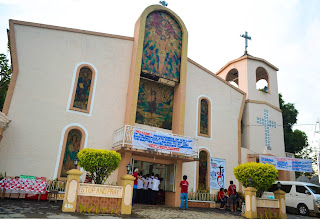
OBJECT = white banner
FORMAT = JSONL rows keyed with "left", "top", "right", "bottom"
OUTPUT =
{"left": 132, "top": 128, "right": 193, "bottom": 155}
{"left": 210, "top": 157, "right": 226, "bottom": 189}
{"left": 259, "top": 155, "right": 313, "bottom": 173}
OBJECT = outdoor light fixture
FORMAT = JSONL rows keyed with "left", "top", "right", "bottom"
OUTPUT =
{"left": 126, "top": 163, "right": 131, "bottom": 174}
{"left": 74, "top": 156, "right": 79, "bottom": 169}
{"left": 277, "top": 181, "right": 281, "bottom": 190}
{"left": 248, "top": 178, "right": 253, "bottom": 187}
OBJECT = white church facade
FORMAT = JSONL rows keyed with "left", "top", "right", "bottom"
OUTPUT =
{"left": 0, "top": 5, "right": 292, "bottom": 206}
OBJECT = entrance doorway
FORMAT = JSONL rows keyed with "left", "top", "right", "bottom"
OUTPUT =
{"left": 131, "top": 159, "right": 176, "bottom": 205}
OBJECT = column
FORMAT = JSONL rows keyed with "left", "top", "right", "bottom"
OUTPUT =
{"left": 62, "top": 169, "right": 82, "bottom": 212}
{"left": 120, "top": 174, "right": 135, "bottom": 215}
{"left": 274, "top": 190, "right": 286, "bottom": 219}
{"left": 244, "top": 187, "right": 257, "bottom": 219}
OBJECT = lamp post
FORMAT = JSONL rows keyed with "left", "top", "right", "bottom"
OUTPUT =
{"left": 248, "top": 178, "right": 253, "bottom": 187}
{"left": 74, "top": 156, "right": 79, "bottom": 169}
{"left": 277, "top": 181, "right": 281, "bottom": 190}
{"left": 126, "top": 163, "right": 131, "bottom": 174}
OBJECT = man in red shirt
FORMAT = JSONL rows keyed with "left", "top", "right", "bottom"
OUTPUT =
{"left": 179, "top": 175, "right": 189, "bottom": 210}
{"left": 132, "top": 168, "right": 144, "bottom": 206}
{"left": 228, "top": 180, "right": 237, "bottom": 211}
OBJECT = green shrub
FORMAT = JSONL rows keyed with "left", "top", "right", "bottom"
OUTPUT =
{"left": 78, "top": 149, "right": 121, "bottom": 184}
{"left": 234, "top": 162, "right": 278, "bottom": 197}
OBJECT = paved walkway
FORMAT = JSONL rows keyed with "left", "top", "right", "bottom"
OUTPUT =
{"left": 132, "top": 204, "right": 242, "bottom": 219}
{"left": 0, "top": 199, "right": 318, "bottom": 218}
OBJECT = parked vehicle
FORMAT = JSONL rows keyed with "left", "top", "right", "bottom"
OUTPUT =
{"left": 262, "top": 181, "right": 320, "bottom": 216}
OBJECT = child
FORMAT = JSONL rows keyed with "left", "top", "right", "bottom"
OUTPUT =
{"left": 179, "top": 175, "right": 189, "bottom": 210}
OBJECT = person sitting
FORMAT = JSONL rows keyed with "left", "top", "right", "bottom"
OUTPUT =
{"left": 217, "top": 188, "right": 226, "bottom": 209}
{"left": 224, "top": 189, "right": 229, "bottom": 209}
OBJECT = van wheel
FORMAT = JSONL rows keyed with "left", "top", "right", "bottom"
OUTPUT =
{"left": 297, "top": 204, "right": 309, "bottom": 216}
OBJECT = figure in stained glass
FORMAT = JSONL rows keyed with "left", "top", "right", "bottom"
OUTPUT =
{"left": 200, "top": 99, "right": 209, "bottom": 135}
{"left": 73, "top": 67, "right": 92, "bottom": 110}
{"left": 199, "top": 150, "right": 208, "bottom": 190}
{"left": 60, "top": 129, "right": 82, "bottom": 178}
{"left": 142, "top": 11, "right": 182, "bottom": 82}
{"left": 136, "top": 79, "right": 174, "bottom": 130}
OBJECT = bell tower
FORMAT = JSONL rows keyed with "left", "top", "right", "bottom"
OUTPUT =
{"left": 216, "top": 54, "right": 286, "bottom": 159}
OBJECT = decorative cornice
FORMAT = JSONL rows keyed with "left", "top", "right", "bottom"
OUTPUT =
{"left": 216, "top": 55, "right": 279, "bottom": 75}
{"left": 245, "top": 99, "right": 281, "bottom": 112}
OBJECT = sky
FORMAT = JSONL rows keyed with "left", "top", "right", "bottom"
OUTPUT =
{"left": 0, "top": 0, "right": 319, "bottom": 152}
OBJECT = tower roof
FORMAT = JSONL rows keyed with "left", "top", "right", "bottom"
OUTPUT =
{"left": 216, "top": 55, "right": 279, "bottom": 75}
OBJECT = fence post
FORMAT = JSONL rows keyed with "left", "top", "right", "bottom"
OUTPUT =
{"left": 62, "top": 169, "right": 82, "bottom": 212}
{"left": 244, "top": 187, "right": 257, "bottom": 219}
{"left": 120, "top": 174, "right": 135, "bottom": 215}
{"left": 274, "top": 190, "right": 286, "bottom": 219}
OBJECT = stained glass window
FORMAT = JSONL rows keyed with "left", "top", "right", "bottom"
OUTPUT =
{"left": 141, "top": 11, "right": 182, "bottom": 82}
{"left": 60, "top": 129, "right": 82, "bottom": 178}
{"left": 72, "top": 67, "right": 93, "bottom": 111}
{"left": 200, "top": 99, "right": 209, "bottom": 135}
{"left": 135, "top": 78, "right": 174, "bottom": 130}
{"left": 199, "top": 150, "right": 208, "bottom": 190}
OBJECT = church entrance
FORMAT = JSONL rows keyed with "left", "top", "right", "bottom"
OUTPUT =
{"left": 131, "top": 159, "right": 176, "bottom": 205}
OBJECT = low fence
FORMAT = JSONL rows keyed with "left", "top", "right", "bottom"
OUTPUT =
{"left": 187, "top": 192, "right": 216, "bottom": 208}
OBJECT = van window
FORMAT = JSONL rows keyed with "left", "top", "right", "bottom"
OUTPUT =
{"left": 267, "top": 184, "right": 292, "bottom": 193}
{"left": 306, "top": 185, "right": 320, "bottom": 194}
{"left": 296, "top": 185, "right": 308, "bottom": 194}
{"left": 267, "top": 184, "right": 278, "bottom": 192}
{"left": 281, "top": 185, "right": 292, "bottom": 193}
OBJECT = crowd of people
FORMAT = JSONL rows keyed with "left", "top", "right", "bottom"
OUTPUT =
{"left": 217, "top": 180, "right": 242, "bottom": 211}
{"left": 132, "top": 168, "right": 161, "bottom": 206}
{"left": 131, "top": 170, "right": 241, "bottom": 211}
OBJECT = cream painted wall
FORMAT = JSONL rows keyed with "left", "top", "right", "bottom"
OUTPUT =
{"left": 242, "top": 103, "right": 286, "bottom": 157}
{"left": 0, "top": 22, "right": 244, "bottom": 191}
{"left": 183, "top": 62, "right": 244, "bottom": 191}
{"left": 0, "top": 24, "right": 133, "bottom": 180}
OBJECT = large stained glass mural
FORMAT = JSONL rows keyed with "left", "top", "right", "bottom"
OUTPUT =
{"left": 200, "top": 99, "right": 209, "bottom": 135}
{"left": 60, "top": 129, "right": 82, "bottom": 178}
{"left": 141, "top": 11, "right": 182, "bottom": 82}
{"left": 73, "top": 67, "right": 93, "bottom": 110}
{"left": 199, "top": 150, "right": 208, "bottom": 190}
{"left": 135, "top": 78, "right": 174, "bottom": 130}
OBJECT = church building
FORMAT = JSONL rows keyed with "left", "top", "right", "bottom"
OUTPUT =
{"left": 0, "top": 4, "right": 292, "bottom": 206}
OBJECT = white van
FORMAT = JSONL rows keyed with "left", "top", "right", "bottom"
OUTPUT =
{"left": 262, "top": 181, "right": 320, "bottom": 216}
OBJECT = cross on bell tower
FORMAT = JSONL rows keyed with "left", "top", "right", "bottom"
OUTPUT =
{"left": 240, "top": 31, "right": 252, "bottom": 55}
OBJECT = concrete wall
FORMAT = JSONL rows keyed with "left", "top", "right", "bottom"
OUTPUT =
{"left": 242, "top": 103, "right": 285, "bottom": 157}
{"left": 0, "top": 24, "right": 133, "bottom": 181}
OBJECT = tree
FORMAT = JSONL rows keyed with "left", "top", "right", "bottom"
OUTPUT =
{"left": 0, "top": 54, "right": 12, "bottom": 111}
{"left": 279, "top": 94, "right": 308, "bottom": 154}
{"left": 234, "top": 162, "right": 278, "bottom": 197}
{"left": 77, "top": 148, "right": 121, "bottom": 184}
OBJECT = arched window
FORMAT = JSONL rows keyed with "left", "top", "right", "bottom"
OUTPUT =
{"left": 58, "top": 127, "right": 85, "bottom": 179}
{"left": 198, "top": 98, "right": 211, "bottom": 137}
{"left": 198, "top": 150, "right": 208, "bottom": 190}
{"left": 256, "top": 67, "right": 269, "bottom": 93}
{"left": 226, "top": 68, "right": 239, "bottom": 88}
{"left": 70, "top": 65, "right": 95, "bottom": 113}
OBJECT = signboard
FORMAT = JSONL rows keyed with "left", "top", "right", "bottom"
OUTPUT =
{"left": 19, "top": 175, "right": 36, "bottom": 179}
{"left": 78, "top": 183, "right": 123, "bottom": 198}
{"left": 132, "top": 128, "right": 193, "bottom": 155}
{"left": 210, "top": 157, "right": 226, "bottom": 189}
{"left": 259, "top": 155, "right": 313, "bottom": 173}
